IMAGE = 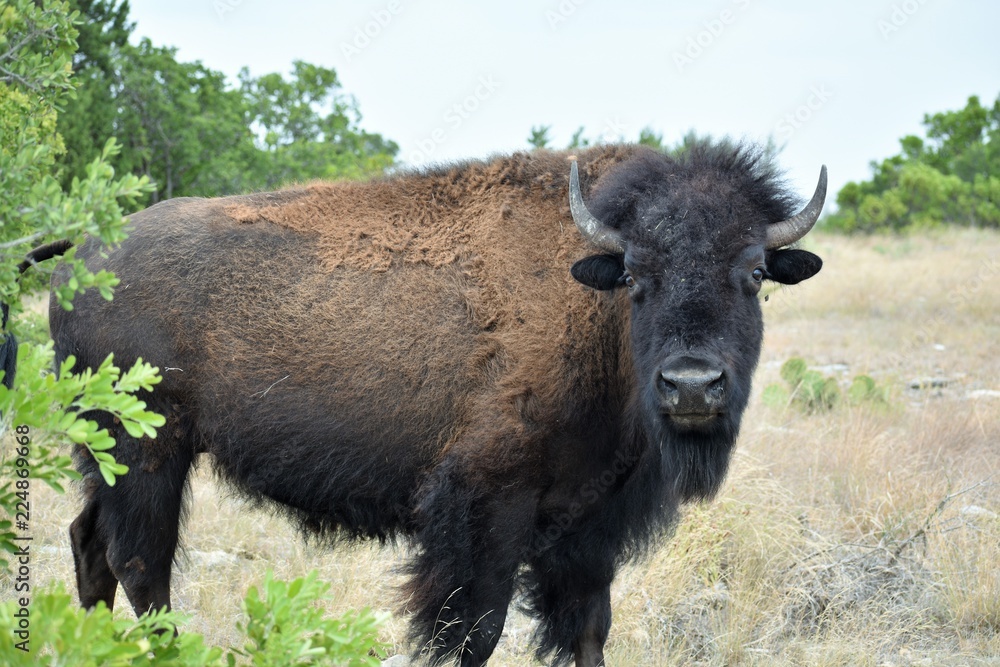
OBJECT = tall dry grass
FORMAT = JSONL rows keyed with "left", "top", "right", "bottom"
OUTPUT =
{"left": 12, "top": 228, "right": 1000, "bottom": 665}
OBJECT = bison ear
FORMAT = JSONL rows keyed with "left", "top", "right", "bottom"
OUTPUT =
{"left": 766, "top": 249, "right": 823, "bottom": 285}
{"left": 571, "top": 254, "right": 624, "bottom": 291}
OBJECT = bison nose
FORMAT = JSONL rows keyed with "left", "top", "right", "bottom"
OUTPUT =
{"left": 658, "top": 357, "right": 726, "bottom": 415}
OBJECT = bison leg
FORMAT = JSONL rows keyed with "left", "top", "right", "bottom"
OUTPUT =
{"left": 71, "top": 407, "right": 194, "bottom": 618}
{"left": 523, "top": 531, "right": 615, "bottom": 667}
{"left": 69, "top": 480, "right": 119, "bottom": 610}
{"left": 108, "top": 446, "right": 192, "bottom": 617}
{"left": 570, "top": 588, "right": 612, "bottom": 667}
{"left": 405, "top": 459, "right": 538, "bottom": 666}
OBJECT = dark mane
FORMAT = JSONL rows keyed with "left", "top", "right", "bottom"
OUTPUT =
{"left": 587, "top": 141, "right": 798, "bottom": 232}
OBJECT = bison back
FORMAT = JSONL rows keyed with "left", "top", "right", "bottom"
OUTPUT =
{"left": 50, "top": 196, "right": 485, "bottom": 539}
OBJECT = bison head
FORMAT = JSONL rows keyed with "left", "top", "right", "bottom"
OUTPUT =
{"left": 568, "top": 146, "right": 824, "bottom": 499}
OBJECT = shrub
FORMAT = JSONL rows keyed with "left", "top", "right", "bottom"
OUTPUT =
{"left": 764, "top": 358, "right": 889, "bottom": 414}
{"left": 0, "top": 574, "right": 387, "bottom": 666}
{"left": 232, "top": 570, "right": 388, "bottom": 667}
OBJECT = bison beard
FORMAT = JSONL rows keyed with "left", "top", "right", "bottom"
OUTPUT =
{"left": 29, "top": 141, "right": 824, "bottom": 667}
{"left": 662, "top": 420, "right": 741, "bottom": 502}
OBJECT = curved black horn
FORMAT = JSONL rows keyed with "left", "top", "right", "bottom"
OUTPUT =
{"left": 766, "top": 165, "right": 827, "bottom": 249}
{"left": 569, "top": 158, "right": 625, "bottom": 254}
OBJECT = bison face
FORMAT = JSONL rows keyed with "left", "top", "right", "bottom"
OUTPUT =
{"left": 568, "top": 149, "right": 824, "bottom": 497}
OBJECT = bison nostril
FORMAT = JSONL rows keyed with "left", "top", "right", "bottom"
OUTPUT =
{"left": 707, "top": 376, "right": 726, "bottom": 399}
{"left": 658, "top": 373, "right": 679, "bottom": 404}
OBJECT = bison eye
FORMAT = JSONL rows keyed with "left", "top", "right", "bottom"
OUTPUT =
{"left": 624, "top": 274, "right": 636, "bottom": 289}
{"left": 751, "top": 267, "right": 765, "bottom": 283}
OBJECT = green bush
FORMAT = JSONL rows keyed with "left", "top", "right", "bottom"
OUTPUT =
{"left": 764, "top": 358, "right": 889, "bottom": 414}
{"left": 0, "top": 574, "right": 387, "bottom": 666}
{"left": 778, "top": 357, "right": 841, "bottom": 412}
{"left": 0, "top": 584, "right": 222, "bottom": 666}
{"left": 846, "top": 374, "right": 891, "bottom": 406}
{"left": 823, "top": 93, "right": 1000, "bottom": 234}
{"left": 232, "top": 571, "right": 388, "bottom": 667}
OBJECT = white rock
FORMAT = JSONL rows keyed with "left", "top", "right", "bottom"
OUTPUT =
{"left": 39, "top": 546, "right": 71, "bottom": 557}
{"left": 188, "top": 549, "right": 239, "bottom": 567}
{"left": 968, "top": 389, "right": 1000, "bottom": 399}
{"left": 960, "top": 505, "right": 998, "bottom": 520}
{"left": 810, "top": 363, "right": 850, "bottom": 375}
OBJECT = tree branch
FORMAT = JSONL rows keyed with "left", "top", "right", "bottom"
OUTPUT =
{"left": 0, "top": 231, "right": 45, "bottom": 252}
{"left": 889, "top": 479, "right": 993, "bottom": 565}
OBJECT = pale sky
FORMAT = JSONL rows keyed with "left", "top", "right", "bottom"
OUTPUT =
{"left": 126, "top": 0, "right": 1000, "bottom": 203}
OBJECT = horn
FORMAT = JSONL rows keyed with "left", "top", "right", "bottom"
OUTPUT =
{"left": 766, "top": 165, "right": 827, "bottom": 249}
{"left": 569, "top": 158, "right": 625, "bottom": 254}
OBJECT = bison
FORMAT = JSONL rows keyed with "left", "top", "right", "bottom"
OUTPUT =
{"left": 16, "top": 142, "right": 826, "bottom": 666}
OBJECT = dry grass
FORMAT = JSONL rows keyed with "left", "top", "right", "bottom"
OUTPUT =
{"left": 12, "top": 228, "right": 1000, "bottom": 665}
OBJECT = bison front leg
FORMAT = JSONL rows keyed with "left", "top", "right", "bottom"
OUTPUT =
{"left": 571, "top": 588, "right": 612, "bottom": 667}
{"left": 530, "top": 577, "right": 612, "bottom": 667}
{"left": 404, "top": 459, "right": 538, "bottom": 666}
{"left": 523, "top": 525, "right": 616, "bottom": 667}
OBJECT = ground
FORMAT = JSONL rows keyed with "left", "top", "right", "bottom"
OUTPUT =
{"left": 13, "top": 228, "right": 1000, "bottom": 665}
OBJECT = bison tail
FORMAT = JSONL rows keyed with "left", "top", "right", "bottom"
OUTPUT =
{"left": 1, "top": 239, "right": 74, "bottom": 390}
{"left": 1, "top": 303, "right": 16, "bottom": 390}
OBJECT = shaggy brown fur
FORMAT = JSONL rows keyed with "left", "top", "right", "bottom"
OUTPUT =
{"left": 223, "top": 145, "right": 639, "bottom": 331}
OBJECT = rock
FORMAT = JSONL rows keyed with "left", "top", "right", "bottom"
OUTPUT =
{"left": 960, "top": 505, "right": 998, "bottom": 520}
{"left": 908, "top": 377, "right": 949, "bottom": 390}
{"left": 968, "top": 389, "right": 1000, "bottom": 400}
{"left": 188, "top": 549, "right": 239, "bottom": 567}
{"left": 810, "top": 363, "right": 850, "bottom": 375}
{"left": 39, "top": 546, "right": 71, "bottom": 557}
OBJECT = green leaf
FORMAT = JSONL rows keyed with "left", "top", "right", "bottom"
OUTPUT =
{"left": 761, "top": 383, "right": 790, "bottom": 409}
{"left": 99, "top": 465, "right": 118, "bottom": 487}
{"left": 780, "top": 357, "right": 807, "bottom": 386}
